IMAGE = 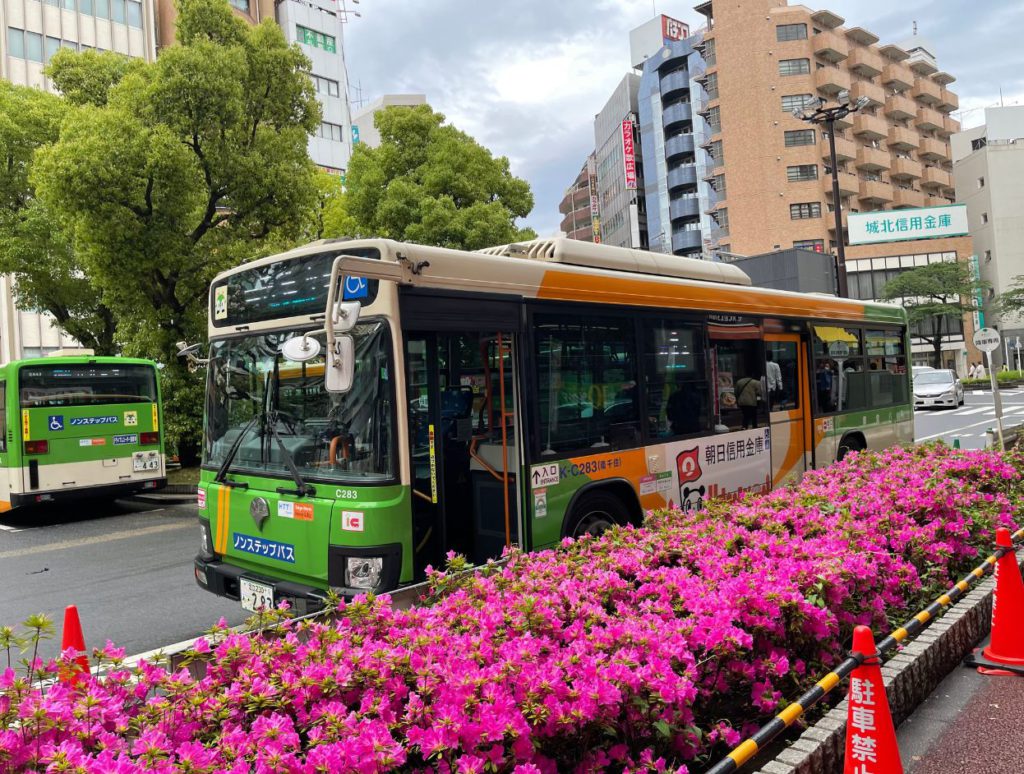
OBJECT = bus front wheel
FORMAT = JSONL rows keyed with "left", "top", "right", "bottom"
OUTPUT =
{"left": 564, "top": 490, "right": 629, "bottom": 539}
{"left": 837, "top": 434, "right": 865, "bottom": 462}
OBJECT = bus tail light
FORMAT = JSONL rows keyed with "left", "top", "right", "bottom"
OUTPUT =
{"left": 140, "top": 432, "right": 160, "bottom": 445}
{"left": 24, "top": 440, "right": 48, "bottom": 455}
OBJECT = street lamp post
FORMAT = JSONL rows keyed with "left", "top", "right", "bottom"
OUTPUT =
{"left": 794, "top": 91, "right": 869, "bottom": 298}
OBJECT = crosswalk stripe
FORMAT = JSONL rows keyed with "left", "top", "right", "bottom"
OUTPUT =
{"left": 954, "top": 407, "right": 991, "bottom": 416}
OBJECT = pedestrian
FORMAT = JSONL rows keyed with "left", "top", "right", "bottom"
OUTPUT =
{"left": 968, "top": 362, "right": 977, "bottom": 379}
{"left": 976, "top": 361, "right": 986, "bottom": 379}
{"left": 735, "top": 373, "right": 763, "bottom": 429}
{"left": 765, "top": 351, "right": 783, "bottom": 408}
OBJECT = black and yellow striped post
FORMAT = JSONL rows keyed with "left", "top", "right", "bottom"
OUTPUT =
{"left": 704, "top": 526, "right": 1024, "bottom": 774}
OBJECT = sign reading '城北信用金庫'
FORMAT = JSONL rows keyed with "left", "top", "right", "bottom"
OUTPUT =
{"left": 847, "top": 204, "right": 968, "bottom": 245}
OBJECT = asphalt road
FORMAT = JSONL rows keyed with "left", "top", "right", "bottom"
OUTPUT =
{"left": 0, "top": 497, "right": 248, "bottom": 665}
{"left": 914, "top": 387, "right": 1024, "bottom": 449}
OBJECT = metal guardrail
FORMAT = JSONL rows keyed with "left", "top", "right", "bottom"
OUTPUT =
{"left": 704, "top": 527, "right": 1024, "bottom": 774}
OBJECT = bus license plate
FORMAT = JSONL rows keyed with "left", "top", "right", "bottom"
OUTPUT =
{"left": 239, "top": 578, "right": 274, "bottom": 612}
{"left": 132, "top": 452, "right": 160, "bottom": 472}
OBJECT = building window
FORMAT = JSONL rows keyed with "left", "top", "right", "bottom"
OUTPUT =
{"left": 127, "top": 0, "right": 143, "bottom": 26}
{"left": 229, "top": 0, "right": 248, "bottom": 10}
{"left": 45, "top": 35, "right": 60, "bottom": 62}
{"left": 985, "top": 250, "right": 992, "bottom": 263}
{"left": 790, "top": 202, "right": 822, "bottom": 220}
{"left": 708, "top": 139, "right": 723, "bottom": 165}
{"left": 711, "top": 174, "right": 726, "bottom": 195}
{"left": 25, "top": 31, "right": 43, "bottom": 63}
{"left": 782, "top": 94, "right": 813, "bottom": 113}
{"left": 297, "top": 25, "right": 337, "bottom": 53}
{"left": 319, "top": 121, "right": 344, "bottom": 142}
{"left": 714, "top": 207, "right": 729, "bottom": 230}
{"left": 313, "top": 74, "right": 341, "bottom": 97}
{"left": 62, "top": 0, "right": 75, "bottom": 9}
{"left": 706, "top": 105, "right": 721, "bottom": 132}
{"left": 779, "top": 58, "right": 811, "bottom": 76}
{"left": 703, "top": 37, "right": 716, "bottom": 66}
{"left": 787, "top": 164, "right": 818, "bottom": 182}
{"left": 982, "top": 212, "right": 989, "bottom": 224}
{"left": 784, "top": 129, "right": 816, "bottom": 147}
{"left": 111, "top": 0, "right": 126, "bottom": 23}
{"left": 704, "top": 72, "right": 719, "bottom": 100}
{"left": 777, "top": 23, "right": 808, "bottom": 41}
{"left": 794, "top": 239, "right": 825, "bottom": 252}
{"left": 7, "top": 27, "right": 25, "bottom": 59}
{"left": 978, "top": 176, "right": 985, "bottom": 188}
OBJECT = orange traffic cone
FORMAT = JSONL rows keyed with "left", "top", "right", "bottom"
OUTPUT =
{"left": 964, "top": 528, "right": 1024, "bottom": 676}
{"left": 60, "top": 604, "right": 90, "bottom": 684}
{"left": 844, "top": 625, "right": 903, "bottom": 774}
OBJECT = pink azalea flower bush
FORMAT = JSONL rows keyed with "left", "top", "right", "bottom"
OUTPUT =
{"left": 1, "top": 444, "right": 1020, "bottom": 773}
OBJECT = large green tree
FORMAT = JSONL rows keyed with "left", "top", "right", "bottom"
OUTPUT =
{"left": 0, "top": 83, "right": 117, "bottom": 353}
{"left": 881, "top": 260, "right": 984, "bottom": 368}
{"left": 34, "top": 0, "right": 321, "bottom": 461}
{"left": 336, "top": 105, "right": 536, "bottom": 249}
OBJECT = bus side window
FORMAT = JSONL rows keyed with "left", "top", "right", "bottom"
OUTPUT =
{"left": 643, "top": 319, "right": 709, "bottom": 438}
{"left": 0, "top": 381, "right": 5, "bottom": 451}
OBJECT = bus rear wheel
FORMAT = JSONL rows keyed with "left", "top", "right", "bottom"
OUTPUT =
{"left": 837, "top": 435, "right": 865, "bottom": 462}
{"left": 564, "top": 490, "right": 629, "bottom": 539}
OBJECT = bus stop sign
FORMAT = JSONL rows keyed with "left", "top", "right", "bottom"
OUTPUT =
{"left": 973, "top": 327, "right": 1001, "bottom": 353}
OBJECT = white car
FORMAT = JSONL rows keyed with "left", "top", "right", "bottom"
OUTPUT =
{"left": 911, "top": 365, "right": 935, "bottom": 377}
{"left": 913, "top": 369, "right": 964, "bottom": 409}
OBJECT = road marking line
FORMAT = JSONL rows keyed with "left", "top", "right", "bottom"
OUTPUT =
{"left": 0, "top": 521, "right": 189, "bottom": 560}
{"left": 918, "top": 416, "right": 1011, "bottom": 442}
{"left": 954, "top": 407, "right": 992, "bottom": 416}
{"left": 0, "top": 523, "right": 22, "bottom": 533}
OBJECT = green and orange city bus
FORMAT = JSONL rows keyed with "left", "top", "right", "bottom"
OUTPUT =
{"left": 0, "top": 354, "right": 164, "bottom": 509}
{"left": 190, "top": 238, "right": 912, "bottom": 612}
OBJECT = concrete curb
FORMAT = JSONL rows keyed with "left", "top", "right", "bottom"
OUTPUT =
{"left": 751, "top": 553, "right": 1020, "bottom": 774}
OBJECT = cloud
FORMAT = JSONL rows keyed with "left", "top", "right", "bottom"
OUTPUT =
{"left": 344, "top": 0, "right": 1020, "bottom": 238}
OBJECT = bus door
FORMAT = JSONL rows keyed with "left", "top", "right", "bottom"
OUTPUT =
{"left": 765, "top": 334, "right": 812, "bottom": 486}
{"left": 404, "top": 331, "right": 520, "bottom": 577}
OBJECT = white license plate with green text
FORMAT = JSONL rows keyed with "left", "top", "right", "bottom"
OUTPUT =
{"left": 239, "top": 578, "right": 274, "bottom": 612}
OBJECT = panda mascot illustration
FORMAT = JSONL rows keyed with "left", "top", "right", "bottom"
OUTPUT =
{"left": 680, "top": 484, "right": 706, "bottom": 513}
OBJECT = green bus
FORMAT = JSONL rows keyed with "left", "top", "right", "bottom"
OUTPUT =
{"left": 191, "top": 238, "right": 912, "bottom": 613}
{"left": 0, "top": 354, "right": 165, "bottom": 509}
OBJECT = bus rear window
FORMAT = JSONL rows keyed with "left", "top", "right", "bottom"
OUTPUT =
{"left": 20, "top": 365, "right": 158, "bottom": 408}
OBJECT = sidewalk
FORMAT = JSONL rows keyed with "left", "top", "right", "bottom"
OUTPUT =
{"left": 898, "top": 633, "right": 1024, "bottom": 773}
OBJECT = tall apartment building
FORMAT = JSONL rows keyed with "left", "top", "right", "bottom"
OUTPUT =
{"left": 558, "top": 156, "right": 599, "bottom": 243}
{"left": 693, "top": 0, "right": 976, "bottom": 371}
{"left": 952, "top": 106, "right": 1024, "bottom": 357}
{"left": 1, "top": 0, "right": 157, "bottom": 360}
{"left": 593, "top": 73, "right": 646, "bottom": 249}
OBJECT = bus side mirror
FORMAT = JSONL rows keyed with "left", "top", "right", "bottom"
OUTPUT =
{"left": 332, "top": 300, "right": 361, "bottom": 332}
{"left": 325, "top": 335, "right": 355, "bottom": 393}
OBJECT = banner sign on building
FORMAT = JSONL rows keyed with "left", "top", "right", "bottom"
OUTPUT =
{"left": 847, "top": 204, "right": 969, "bottom": 245}
{"left": 621, "top": 120, "right": 637, "bottom": 190}
{"left": 969, "top": 254, "right": 985, "bottom": 330}
{"left": 662, "top": 15, "right": 689, "bottom": 42}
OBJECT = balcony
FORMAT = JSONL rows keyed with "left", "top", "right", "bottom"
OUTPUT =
{"left": 672, "top": 229, "right": 703, "bottom": 253}
{"left": 669, "top": 197, "right": 701, "bottom": 222}
{"left": 665, "top": 133, "right": 695, "bottom": 161}
{"left": 918, "top": 137, "right": 949, "bottom": 162}
{"left": 855, "top": 145, "right": 890, "bottom": 171}
{"left": 938, "top": 88, "right": 959, "bottom": 113}
{"left": 925, "top": 194, "right": 949, "bottom": 208}
{"left": 911, "top": 77, "right": 942, "bottom": 106}
{"left": 884, "top": 93, "right": 916, "bottom": 121}
{"left": 890, "top": 157, "right": 922, "bottom": 180}
{"left": 815, "top": 66, "right": 851, "bottom": 95}
{"left": 892, "top": 187, "right": 925, "bottom": 209}
{"left": 830, "top": 171, "right": 859, "bottom": 197}
{"left": 859, "top": 179, "right": 893, "bottom": 204}
{"left": 820, "top": 135, "right": 856, "bottom": 162}
{"left": 942, "top": 116, "right": 961, "bottom": 136}
{"left": 848, "top": 47, "right": 883, "bottom": 77}
{"left": 826, "top": 209, "right": 848, "bottom": 232}
{"left": 915, "top": 106, "right": 943, "bottom": 132}
{"left": 813, "top": 30, "right": 849, "bottom": 62}
{"left": 887, "top": 126, "right": 919, "bottom": 151}
{"left": 667, "top": 165, "right": 698, "bottom": 191}
{"left": 852, "top": 113, "right": 888, "bottom": 140}
{"left": 663, "top": 101, "right": 692, "bottom": 131}
{"left": 660, "top": 68, "right": 690, "bottom": 99}
{"left": 920, "top": 165, "right": 951, "bottom": 189}
{"left": 851, "top": 80, "right": 885, "bottom": 108}
{"left": 881, "top": 64, "right": 913, "bottom": 91}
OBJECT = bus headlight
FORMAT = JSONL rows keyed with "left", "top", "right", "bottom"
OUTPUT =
{"left": 198, "top": 520, "right": 214, "bottom": 559}
{"left": 345, "top": 557, "right": 383, "bottom": 589}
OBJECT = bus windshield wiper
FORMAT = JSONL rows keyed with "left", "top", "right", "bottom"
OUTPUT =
{"left": 214, "top": 414, "right": 260, "bottom": 487}
{"left": 266, "top": 412, "right": 316, "bottom": 497}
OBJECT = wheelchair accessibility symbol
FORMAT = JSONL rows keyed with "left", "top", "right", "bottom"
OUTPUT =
{"left": 48, "top": 415, "right": 64, "bottom": 431}
{"left": 343, "top": 276, "right": 368, "bottom": 300}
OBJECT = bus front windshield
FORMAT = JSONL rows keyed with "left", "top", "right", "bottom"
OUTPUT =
{"left": 204, "top": 321, "right": 394, "bottom": 482}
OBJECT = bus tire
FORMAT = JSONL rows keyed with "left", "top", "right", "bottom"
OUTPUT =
{"left": 563, "top": 490, "right": 630, "bottom": 539}
{"left": 837, "top": 433, "right": 865, "bottom": 462}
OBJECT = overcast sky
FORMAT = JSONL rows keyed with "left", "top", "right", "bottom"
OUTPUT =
{"left": 344, "top": 0, "right": 1024, "bottom": 237}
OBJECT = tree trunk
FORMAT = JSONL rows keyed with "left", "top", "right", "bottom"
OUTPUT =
{"left": 933, "top": 315, "right": 944, "bottom": 369}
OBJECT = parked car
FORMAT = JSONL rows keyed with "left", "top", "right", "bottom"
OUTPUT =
{"left": 913, "top": 369, "right": 964, "bottom": 409}
{"left": 911, "top": 365, "right": 935, "bottom": 378}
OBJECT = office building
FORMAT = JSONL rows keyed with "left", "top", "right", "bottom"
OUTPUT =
{"left": 952, "top": 106, "right": 1024, "bottom": 358}
{"left": 351, "top": 93, "right": 427, "bottom": 149}
{"left": 593, "top": 73, "right": 646, "bottom": 249}
{"left": 557, "top": 156, "right": 599, "bottom": 243}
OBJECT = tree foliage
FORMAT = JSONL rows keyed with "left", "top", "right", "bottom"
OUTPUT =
{"left": 0, "top": 82, "right": 117, "bottom": 353}
{"left": 881, "top": 260, "right": 984, "bottom": 368}
{"left": 33, "top": 0, "right": 322, "bottom": 459}
{"left": 336, "top": 105, "right": 536, "bottom": 250}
